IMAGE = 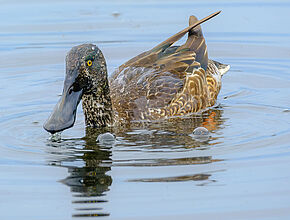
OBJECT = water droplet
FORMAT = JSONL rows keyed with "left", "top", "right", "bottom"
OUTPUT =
{"left": 50, "top": 132, "right": 62, "bottom": 142}
{"left": 96, "top": 132, "right": 115, "bottom": 145}
{"left": 192, "top": 127, "right": 210, "bottom": 141}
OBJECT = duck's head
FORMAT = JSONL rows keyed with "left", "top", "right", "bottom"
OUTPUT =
{"left": 44, "top": 44, "right": 109, "bottom": 134}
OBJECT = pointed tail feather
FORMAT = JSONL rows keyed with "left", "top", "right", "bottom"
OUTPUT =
{"left": 151, "top": 11, "right": 221, "bottom": 52}
{"left": 120, "top": 11, "right": 221, "bottom": 72}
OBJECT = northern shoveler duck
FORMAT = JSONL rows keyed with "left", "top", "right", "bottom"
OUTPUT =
{"left": 44, "top": 11, "right": 230, "bottom": 134}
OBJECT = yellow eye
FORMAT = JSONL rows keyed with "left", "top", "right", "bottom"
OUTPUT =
{"left": 87, "top": 60, "right": 92, "bottom": 66}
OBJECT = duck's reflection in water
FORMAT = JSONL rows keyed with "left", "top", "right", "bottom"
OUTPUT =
{"left": 46, "top": 107, "right": 226, "bottom": 218}
{"left": 47, "top": 128, "right": 113, "bottom": 217}
{"left": 113, "top": 108, "right": 226, "bottom": 184}
{"left": 116, "top": 107, "right": 226, "bottom": 150}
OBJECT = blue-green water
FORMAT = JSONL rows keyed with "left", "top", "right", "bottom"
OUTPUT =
{"left": 1, "top": 0, "right": 290, "bottom": 219}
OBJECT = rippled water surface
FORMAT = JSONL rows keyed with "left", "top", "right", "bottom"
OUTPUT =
{"left": 1, "top": 0, "right": 290, "bottom": 219}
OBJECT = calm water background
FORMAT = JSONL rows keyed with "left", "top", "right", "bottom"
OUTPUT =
{"left": 0, "top": 0, "right": 290, "bottom": 219}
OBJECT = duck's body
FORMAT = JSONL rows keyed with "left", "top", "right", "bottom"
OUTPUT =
{"left": 110, "top": 58, "right": 226, "bottom": 124}
{"left": 44, "top": 11, "right": 229, "bottom": 134}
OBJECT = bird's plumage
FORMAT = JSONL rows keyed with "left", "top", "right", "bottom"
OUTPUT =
{"left": 44, "top": 11, "right": 230, "bottom": 133}
{"left": 109, "top": 11, "right": 227, "bottom": 123}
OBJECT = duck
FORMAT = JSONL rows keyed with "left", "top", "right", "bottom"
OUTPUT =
{"left": 44, "top": 11, "right": 230, "bottom": 134}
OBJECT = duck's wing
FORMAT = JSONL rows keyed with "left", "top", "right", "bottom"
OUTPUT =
{"left": 112, "top": 11, "right": 220, "bottom": 78}
{"left": 110, "top": 12, "right": 220, "bottom": 121}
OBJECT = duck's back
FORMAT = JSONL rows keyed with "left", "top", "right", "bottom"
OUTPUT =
{"left": 109, "top": 15, "right": 228, "bottom": 123}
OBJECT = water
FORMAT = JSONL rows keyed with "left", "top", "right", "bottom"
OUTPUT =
{"left": 1, "top": 0, "right": 290, "bottom": 219}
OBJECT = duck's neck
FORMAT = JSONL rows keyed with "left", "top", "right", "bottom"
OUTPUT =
{"left": 82, "top": 80, "right": 113, "bottom": 128}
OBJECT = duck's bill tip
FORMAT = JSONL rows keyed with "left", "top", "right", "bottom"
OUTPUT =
{"left": 43, "top": 89, "right": 83, "bottom": 134}
{"left": 43, "top": 120, "right": 74, "bottom": 134}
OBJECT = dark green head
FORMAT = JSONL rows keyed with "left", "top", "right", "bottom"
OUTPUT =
{"left": 44, "top": 44, "right": 109, "bottom": 134}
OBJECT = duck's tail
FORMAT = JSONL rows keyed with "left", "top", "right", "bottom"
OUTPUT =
{"left": 179, "top": 15, "right": 209, "bottom": 71}
{"left": 212, "top": 60, "right": 230, "bottom": 76}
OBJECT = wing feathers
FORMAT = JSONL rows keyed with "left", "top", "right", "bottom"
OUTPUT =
{"left": 151, "top": 11, "right": 220, "bottom": 52}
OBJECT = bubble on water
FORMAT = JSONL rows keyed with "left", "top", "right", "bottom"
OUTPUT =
{"left": 192, "top": 127, "right": 210, "bottom": 141}
{"left": 96, "top": 132, "right": 116, "bottom": 145}
{"left": 193, "top": 127, "right": 209, "bottom": 135}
